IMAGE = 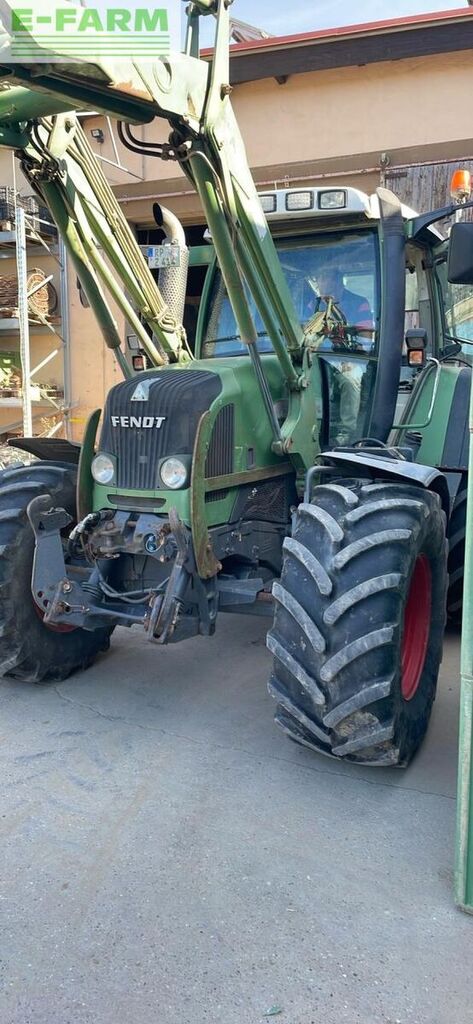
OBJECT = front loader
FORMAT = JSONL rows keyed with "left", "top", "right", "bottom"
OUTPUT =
{"left": 0, "top": 0, "right": 459, "bottom": 766}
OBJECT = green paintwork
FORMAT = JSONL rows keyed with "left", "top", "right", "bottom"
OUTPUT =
{"left": 92, "top": 355, "right": 313, "bottom": 525}
{"left": 30, "top": 117, "right": 185, "bottom": 365}
{"left": 189, "top": 246, "right": 215, "bottom": 268}
{"left": 456, "top": 353, "right": 473, "bottom": 912}
{"left": 93, "top": 482, "right": 193, "bottom": 523}
{"left": 77, "top": 408, "right": 101, "bottom": 520}
{"left": 392, "top": 364, "right": 461, "bottom": 468}
{"left": 195, "top": 256, "right": 217, "bottom": 359}
{"left": 190, "top": 409, "right": 225, "bottom": 578}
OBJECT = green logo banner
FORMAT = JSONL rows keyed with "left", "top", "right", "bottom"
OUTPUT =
{"left": 0, "top": 0, "right": 180, "bottom": 61}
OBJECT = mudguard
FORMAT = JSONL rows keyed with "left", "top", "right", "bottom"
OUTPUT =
{"left": 315, "top": 450, "right": 450, "bottom": 519}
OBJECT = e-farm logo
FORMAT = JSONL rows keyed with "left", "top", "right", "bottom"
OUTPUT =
{"left": 3, "top": 0, "right": 180, "bottom": 62}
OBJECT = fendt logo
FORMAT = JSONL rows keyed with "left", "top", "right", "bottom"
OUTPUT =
{"left": 111, "top": 415, "right": 166, "bottom": 429}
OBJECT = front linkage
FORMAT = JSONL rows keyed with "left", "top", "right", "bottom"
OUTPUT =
{"left": 27, "top": 496, "right": 272, "bottom": 643}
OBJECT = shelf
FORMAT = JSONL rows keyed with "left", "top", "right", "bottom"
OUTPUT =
{"left": 0, "top": 397, "right": 62, "bottom": 408}
{"left": 0, "top": 230, "right": 58, "bottom": 253}
{"left": 0, "top": 317, "right": 62, "bottom": 335}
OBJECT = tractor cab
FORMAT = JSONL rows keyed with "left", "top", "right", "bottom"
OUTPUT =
{"left": 194, "top": 185, "right": 444, "bottom": 449}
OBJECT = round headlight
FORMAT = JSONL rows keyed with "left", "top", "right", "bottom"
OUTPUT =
{"left": 91, "top": 453, "right": 115, "bottom": 485}
{"left": 160, "top": 457, "right": 187, "bottom": 489}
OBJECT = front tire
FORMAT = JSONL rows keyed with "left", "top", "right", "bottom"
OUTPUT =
{"left": 0, "top": 461, "right": 112, "bottom": 683}
{"left": 267, "top": 481, "right": 447, "bottom": 766}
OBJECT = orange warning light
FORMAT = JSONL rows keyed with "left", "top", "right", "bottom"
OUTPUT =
{"left": 450, "top": 169, "right": 472, "bottom": 203}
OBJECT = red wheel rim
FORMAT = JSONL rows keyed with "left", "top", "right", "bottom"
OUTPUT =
{"left": 401, "top": 554, "right": 431, "bottom": 701}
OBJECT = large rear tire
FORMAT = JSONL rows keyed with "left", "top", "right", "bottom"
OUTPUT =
{"left": 0, "top": 461, "right": 112, "bottom": 683}
{"left": 267, "top": 481, "right": 447, "bottom": 766}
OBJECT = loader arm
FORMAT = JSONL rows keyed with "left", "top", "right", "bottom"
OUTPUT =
{"left": 17, "top": 114, "right": 188, "bottom": 370}
{"left": 0, "top": 0, "right": 305, "bottom": 402}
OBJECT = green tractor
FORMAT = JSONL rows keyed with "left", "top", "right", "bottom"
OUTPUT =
{"left": 0, "top": 0, "right": 471, "bottom": 767}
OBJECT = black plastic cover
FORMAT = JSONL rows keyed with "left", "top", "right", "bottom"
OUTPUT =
{"left": 320, "top": 449, "right": 450, "bottom": 518}
{"left": 7, "top": 436, "right": 81, "bottom": 464}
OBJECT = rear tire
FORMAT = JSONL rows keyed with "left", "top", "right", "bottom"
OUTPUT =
{"left": 267, "top": 481, "right": 447, "bottom": 766}
{"left": 0, "top": 461, "right": 112, "bottom": 683}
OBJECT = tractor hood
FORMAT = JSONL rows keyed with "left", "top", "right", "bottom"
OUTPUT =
{"left": 97, "top": 356, "right": 286, "bottom": 497}
{"left": 100, "top": 366, "right": 222, "bottom": 492}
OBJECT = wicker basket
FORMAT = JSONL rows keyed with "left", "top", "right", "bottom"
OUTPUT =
{"left": 0, "top": 268, "right": 58, "bottom": 319}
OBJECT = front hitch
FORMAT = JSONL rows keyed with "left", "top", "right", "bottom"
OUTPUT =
{"left": 26, "top": 497, "right": 219, "bottom": 640}
{"left": 27, "top": 495, "right": 151, "bottom": 631}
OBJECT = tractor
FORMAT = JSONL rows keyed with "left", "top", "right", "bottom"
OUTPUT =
{"left": 0, "top": 0, "right": 472, "bottom": 767}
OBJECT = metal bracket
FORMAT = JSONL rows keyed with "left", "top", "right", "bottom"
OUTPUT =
{"left": 147, "top": 508, "right": 191, "bottom": 644}
{"left": 27, "top": 494, "right": 146, "bottom": 630}
{"left": 217, "top": 577, "right": 264, "bottom": 606}
{"left": 393, "top": 358, "right": 442, "bottom": 430}
{"left": 27, "top": 494, "right": 72, "bottom": 617}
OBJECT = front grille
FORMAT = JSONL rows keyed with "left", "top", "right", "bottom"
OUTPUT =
{"left": 240, "top": 477, "right": 292, "bottom": 523}
{"left": 100, "top": 369, "right": 221, "bottom": 491}
{"left": 108, "top": 494, "right": 166, "bottom": 511}
{"left": 205, "top": 404, "right": 234, "bottom": 478}
{"left": 205, "top": 489, "right": 230, "bottom": 503}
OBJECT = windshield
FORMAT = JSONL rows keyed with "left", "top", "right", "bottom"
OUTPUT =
{"left": 202, "top": 231, "right": 379, "bottom": 358}
{"left": 202, "top": 231, "right": 380, "bottom": 447}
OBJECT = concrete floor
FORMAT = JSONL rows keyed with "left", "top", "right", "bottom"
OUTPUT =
{"left": 0, "top": 619, "right": 469, "bottom": 1024}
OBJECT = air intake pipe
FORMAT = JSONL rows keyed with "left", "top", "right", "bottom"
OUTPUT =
{"left": 153, "top": 202, "right": 189, "bottom": 329}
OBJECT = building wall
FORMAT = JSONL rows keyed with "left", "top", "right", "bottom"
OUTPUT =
{"left": 111, "top": 50, "right": 473, "bottom": 224}
{"left": 66, "top": 262, "right": 124, "bottom": 442}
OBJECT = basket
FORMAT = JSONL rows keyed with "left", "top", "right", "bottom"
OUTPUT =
{"left": 0, "top": 267, "right": 58, "bottom": 319}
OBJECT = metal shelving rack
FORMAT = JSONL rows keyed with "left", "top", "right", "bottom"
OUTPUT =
{"left": 0, "top": 199, "right": 71, "bottom": 440}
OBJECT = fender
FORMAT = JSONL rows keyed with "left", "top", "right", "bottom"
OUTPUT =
{"left": 393, "top": 363, "right": 470, "bottom": 476}
{"left": 7, "top": 435, "right": 81, "bottom": 463}
{"left": 312, "top": 450, "right": 450, "bottom": 519}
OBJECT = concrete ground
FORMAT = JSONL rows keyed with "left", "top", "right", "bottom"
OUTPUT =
{"left": 0, "top": 620, "right": 469, "bottom": 1024}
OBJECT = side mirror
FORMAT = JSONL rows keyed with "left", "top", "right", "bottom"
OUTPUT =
{"left": 405, "top": 328, "right": 427, "bottom": 368}
{"left": 448, "top": 222, "right": 473, "bottom": 284}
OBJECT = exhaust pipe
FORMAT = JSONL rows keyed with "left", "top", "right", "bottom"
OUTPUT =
{"left": 153, "top": 202, "right": 189, "bottom": 328}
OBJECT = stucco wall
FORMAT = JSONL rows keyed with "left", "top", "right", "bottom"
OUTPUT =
{"left": 112, "top": 50, "right": 473, "bottom": 225}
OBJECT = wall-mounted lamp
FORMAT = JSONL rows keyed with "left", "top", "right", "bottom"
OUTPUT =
{"left": 90, "top": 128, "right": 105, "bottom": 144}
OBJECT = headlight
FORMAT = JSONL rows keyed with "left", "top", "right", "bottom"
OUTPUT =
{"left": 160, "top": 457, "right": 187, "bottom": 489}
{"left": 91, "top": 453, "right": 115, "bottom": 485}
{"left": 318, "top": 189, "right": 346, "bottom": 210}
{"left": 260, "top": 194, "right": 277, "bottom": 214}
{"left": 285, "top": 190, "right": 313, "bottom": 211}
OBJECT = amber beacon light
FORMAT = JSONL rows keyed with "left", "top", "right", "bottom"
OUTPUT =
{"left": 450, "top": 169, "right": 472, "bottom": 203}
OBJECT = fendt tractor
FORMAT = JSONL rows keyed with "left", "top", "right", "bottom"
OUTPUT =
{"left": 1, "top": 0, "right": 473, "bottom": 768}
